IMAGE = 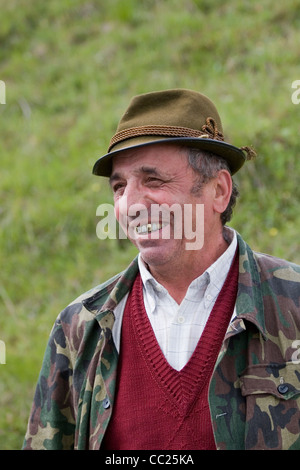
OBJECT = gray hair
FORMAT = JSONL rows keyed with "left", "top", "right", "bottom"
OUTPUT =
{"left": 185, "top": 148, "right": 239, "bottom": 225}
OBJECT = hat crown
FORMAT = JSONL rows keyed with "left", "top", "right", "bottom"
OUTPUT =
{"left": 113, "top": 89, "right": 223, "bottom": 146}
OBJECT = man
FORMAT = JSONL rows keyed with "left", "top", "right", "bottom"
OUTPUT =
{"left": 23, "top": 89, "right": 300, "bottom": 450}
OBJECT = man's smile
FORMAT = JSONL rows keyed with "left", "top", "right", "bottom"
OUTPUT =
{"left": 135, "top": 222, "right": 168, "bottom": 235}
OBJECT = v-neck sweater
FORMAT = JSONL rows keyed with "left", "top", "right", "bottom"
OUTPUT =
{"left": 102, "top": 249, "right": 239, "bottom": 450}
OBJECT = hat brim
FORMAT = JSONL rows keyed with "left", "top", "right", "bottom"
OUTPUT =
{"left": 92, "top": 136, "right": 246, "bottom": 177}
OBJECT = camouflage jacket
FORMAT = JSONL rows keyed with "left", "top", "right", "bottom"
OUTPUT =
{"left": 23, "top": 233, "right": 300, "bottom": 450}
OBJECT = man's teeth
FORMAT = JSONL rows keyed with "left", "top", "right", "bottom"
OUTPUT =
{"left": 135, "top": 223, "right": 163, "bottom": 234}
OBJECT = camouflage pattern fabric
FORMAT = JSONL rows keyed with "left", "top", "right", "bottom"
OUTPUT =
{"left": 23, "top": 233, "right": 300, "bottom": 450}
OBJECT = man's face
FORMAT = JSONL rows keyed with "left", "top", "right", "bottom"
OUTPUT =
{"left": 110, "top": 143, "right": 218, "bottom": 270}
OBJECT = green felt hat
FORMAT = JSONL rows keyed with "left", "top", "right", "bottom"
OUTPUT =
{"left": 93, "top": 89, "right": 254, "bottom": 177}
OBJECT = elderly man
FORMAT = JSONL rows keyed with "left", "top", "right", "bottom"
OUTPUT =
{"left": 23, "top": 89, "right": 300, "bottom": 450}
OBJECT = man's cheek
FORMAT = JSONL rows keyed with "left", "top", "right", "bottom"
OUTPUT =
{"left": 115, "top": 209, "right": 127, "bottom": 235}
{"left": 113, "top": 203, "right": 120, "bottom": 223}
{"left": 112, "top": 204, "right": 126, "bottom": 239}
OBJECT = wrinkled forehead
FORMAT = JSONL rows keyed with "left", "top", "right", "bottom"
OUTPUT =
{"left": 111, "top": 142, "right": 189, "bottom": 174}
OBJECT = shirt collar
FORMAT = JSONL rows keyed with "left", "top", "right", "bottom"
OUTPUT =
{"left": 204, "top": 227, "right": 237, "bottom": 289}
{"left": 138, "top": 253, "right": 168, "bottom": 298}
{"left": 138, "top": 227, "right": 237, "bottom": 302}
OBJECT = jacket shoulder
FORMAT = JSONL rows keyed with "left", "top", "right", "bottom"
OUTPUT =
{"left": 253, "top": 251, "right": 300, "bottom": 338}
{"left": 253, "top": 251, "right": 300, "bottom": 284}
{"left": 58, "top": 271, "right": 123, "bottom": 326}
{"left": 58, "top": 254, "right": 139, "bottom": 327}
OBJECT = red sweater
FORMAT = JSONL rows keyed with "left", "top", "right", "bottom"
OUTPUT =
{"left": 102, "top": 250, "right": 239, "bottom": 450}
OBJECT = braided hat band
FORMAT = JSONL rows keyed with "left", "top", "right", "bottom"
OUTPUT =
{"left": 108, "top": 117, "right": 224, "bottom": 152}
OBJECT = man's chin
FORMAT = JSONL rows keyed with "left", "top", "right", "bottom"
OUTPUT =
{"left": 135, "top": 239, "right": 178, "bottom": 267}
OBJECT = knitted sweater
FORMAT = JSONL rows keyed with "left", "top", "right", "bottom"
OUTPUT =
{"left": 102, "top": 250, "right": 239, "bottom": 450}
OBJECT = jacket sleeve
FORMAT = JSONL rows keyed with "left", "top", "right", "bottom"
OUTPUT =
{"left": 22, "top": 314, "right": 77, "bottom": 450}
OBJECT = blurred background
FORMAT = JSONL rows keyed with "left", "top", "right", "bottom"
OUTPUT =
{"left": 0, "top": 0, "right": 299, "bottom": 449}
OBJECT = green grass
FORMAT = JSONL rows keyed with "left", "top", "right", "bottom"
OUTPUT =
{"left": 1, "top": 0, "right": 300, "bottom": 449}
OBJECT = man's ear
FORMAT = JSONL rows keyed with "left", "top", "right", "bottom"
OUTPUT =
{"left": 213, "top": 170, "right": 232, "bottom": 215}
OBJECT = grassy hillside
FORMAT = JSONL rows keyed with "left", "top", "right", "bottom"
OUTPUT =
{"left": 0, "top": 0, "right": 299, "bottom": 449}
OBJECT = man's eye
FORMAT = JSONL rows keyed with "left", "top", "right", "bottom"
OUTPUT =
{"left": 113, "top": 183, "right": 125, "bottom": 193}
{"left": 147, "top": 177, "right": 163, "bottom": 185}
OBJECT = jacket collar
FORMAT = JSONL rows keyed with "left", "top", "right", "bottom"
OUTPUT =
{"left": 83, "top": 232, "right": 267, "bottom": 339}
{"left": 83, "top": 257, "right": 139, "bottom": 319}
{"left": 235, "top": 233, "right": 267, "bottom": 340}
